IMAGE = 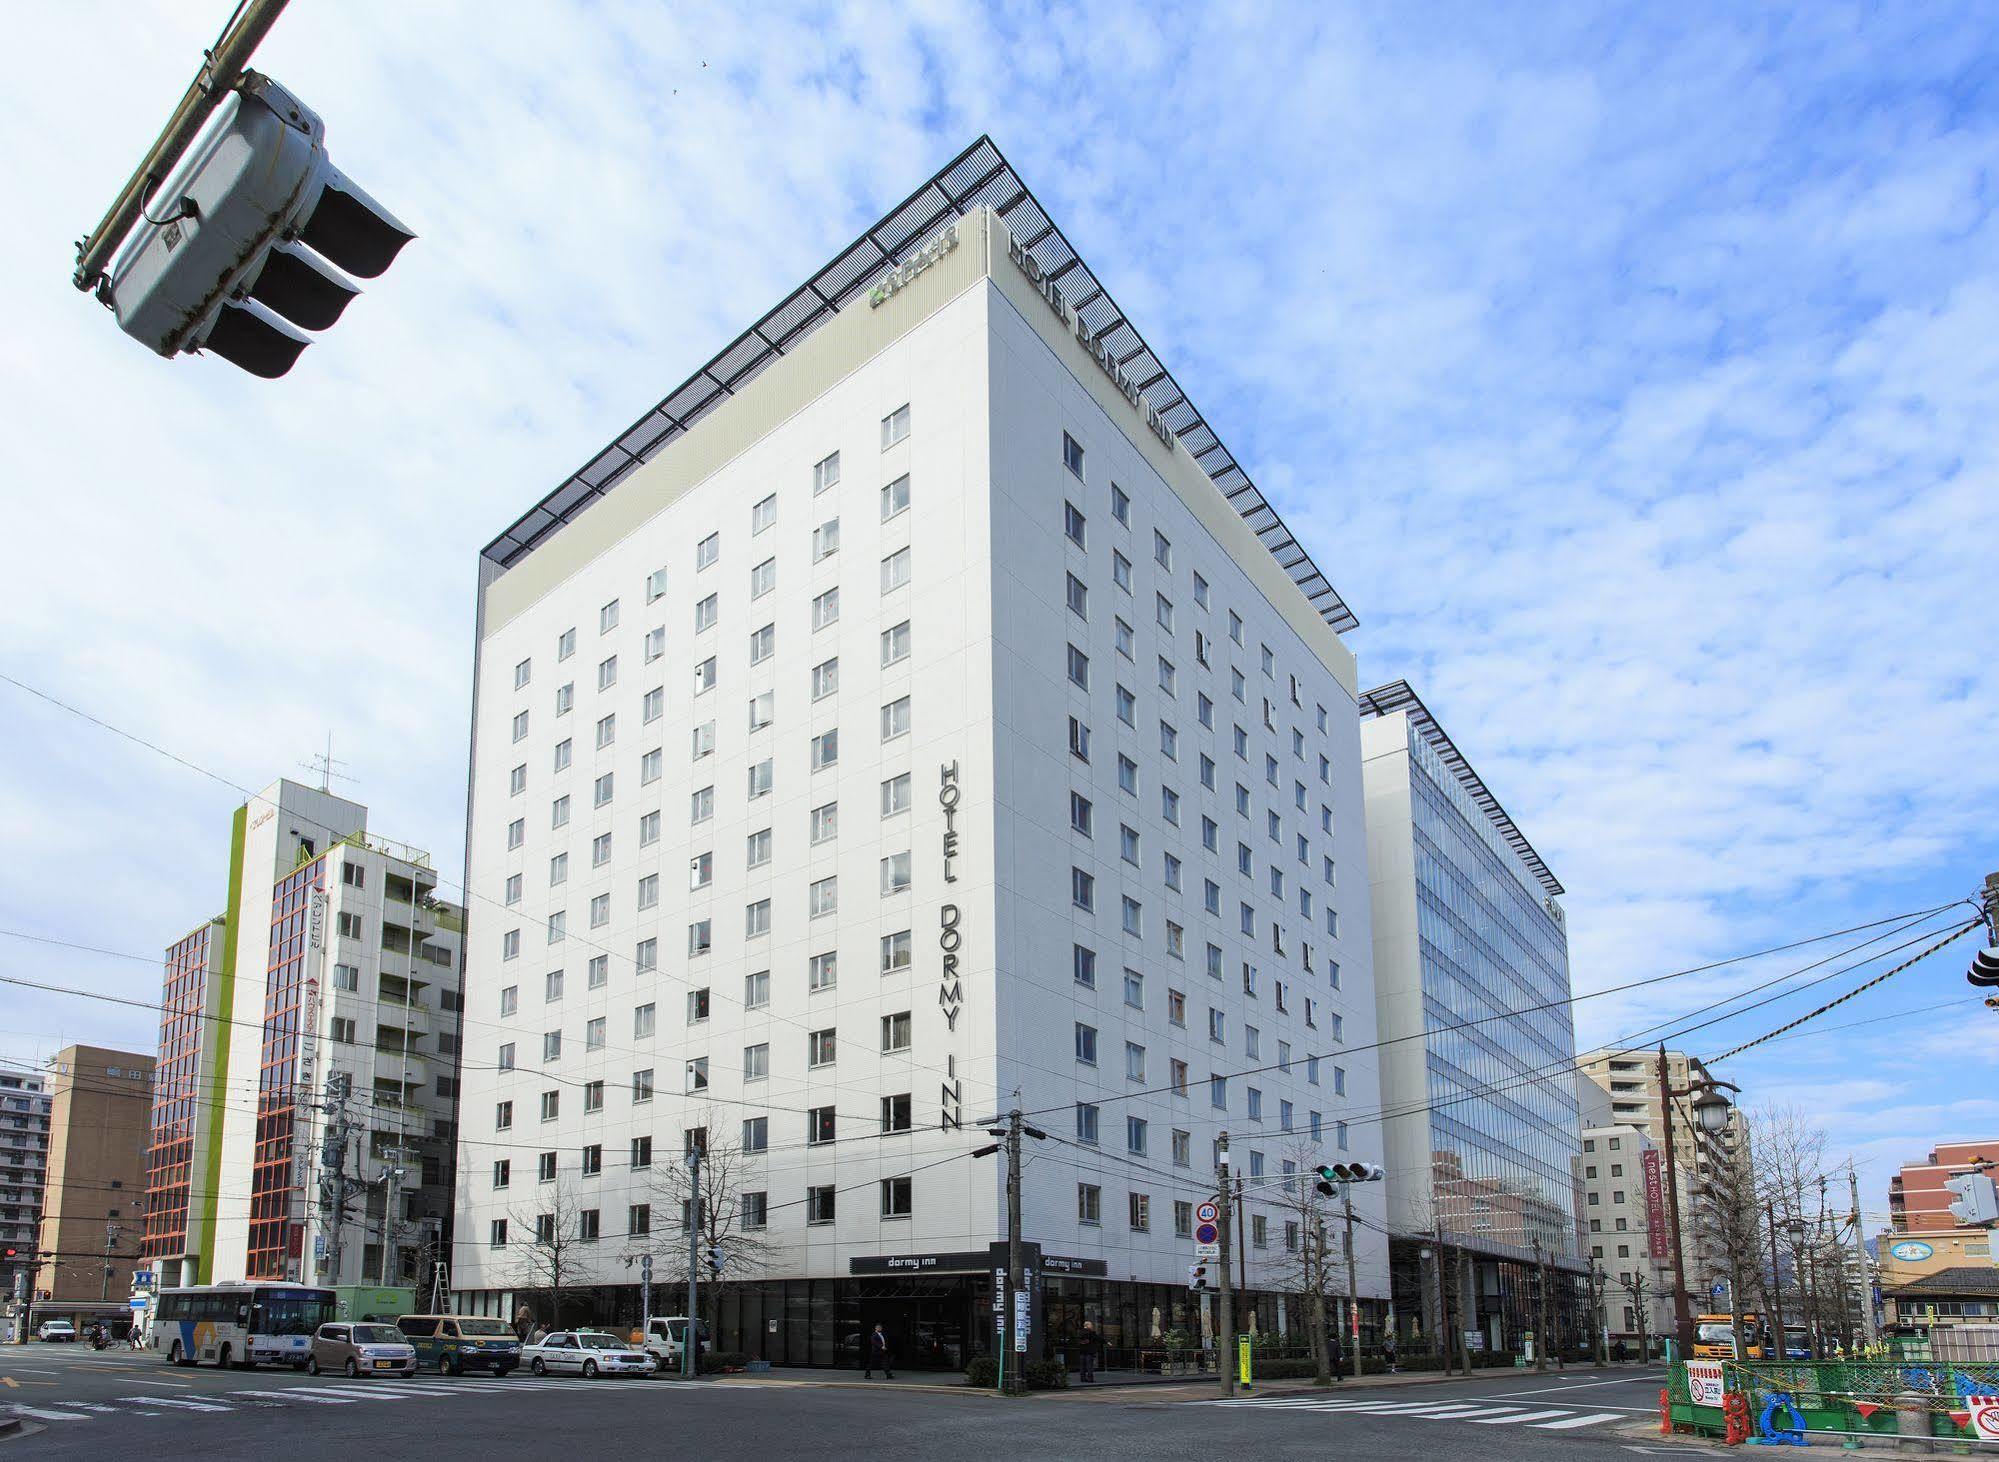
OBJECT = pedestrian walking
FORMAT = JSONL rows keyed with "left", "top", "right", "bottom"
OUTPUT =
{"left": 864, "top": 1323, "right": 894, "bottom": 1379}
{"left": 1078, "top": 1320, "right": 1101, "bottom": 1384}
{"left": 1383, "top": 1335, "right": 1398, "bottom": 1373}
{"left": 1328, "top": 1330, "right": 1344, "bottom": 1382}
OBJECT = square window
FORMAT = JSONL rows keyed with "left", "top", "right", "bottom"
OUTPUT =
{"left": 813, "top": 519, "right": 840, "bottom": 561}
{"left": 880, "top": 546, "right": 911, "bottom": 593}
{"left": 881, "top": 403, "right": 910, "bottom": 449}
{"left": 881, "top": 620, "right": 911, "bottom": 666}
{"left": 751, "top": 494, "right": 776, "bottom": 535}
{"left": 1062, "top": 430, "right": 1084, "bottom": 478}
{"left": 813, "top": 450, "right": 841, "bottom": 495}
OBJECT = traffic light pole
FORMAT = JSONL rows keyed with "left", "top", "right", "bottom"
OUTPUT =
{"left": 72, "top": 0, "right": 292, "bottom": 294}
{"left": 1312, "top": 1215, "right": 1331, "bottom": 1385}
{"left": 1216, "top": 1131, "right": 1234, "bottom": 1397}
{"left": 1343, "top": 1187, "right": 1360, "bottom": 1381}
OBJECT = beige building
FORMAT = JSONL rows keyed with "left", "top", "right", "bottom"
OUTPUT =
{"left": 33, "top": 1045, "right": 155, "bottom": 1305}
{"left": 1579, "top": 1123, "right": 1675, "bottom": 1350}
{"left": 1576, "top": 1048, "right": 1746, "bottom": 1291}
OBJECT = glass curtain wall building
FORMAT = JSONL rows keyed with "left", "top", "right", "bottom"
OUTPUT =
{"left": 1360, "top": 680, "right": 1588, "bottom": 1356}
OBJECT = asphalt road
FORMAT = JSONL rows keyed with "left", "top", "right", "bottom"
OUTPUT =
{"left": 4, "top": 1344, "right": 1696, "bottom": 1460}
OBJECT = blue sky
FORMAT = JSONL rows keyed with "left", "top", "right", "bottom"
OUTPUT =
{"left": 1, "top": 0, "right": 1993, "bottom": 1227}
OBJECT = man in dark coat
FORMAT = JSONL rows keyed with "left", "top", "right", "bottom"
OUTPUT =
{"left": 865, "top": 1323, "right": 894, "bottom": 1379}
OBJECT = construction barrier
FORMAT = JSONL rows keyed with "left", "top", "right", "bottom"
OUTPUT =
{"left": 1667, "top": 1357, "right": 1999, "bottom": 1446}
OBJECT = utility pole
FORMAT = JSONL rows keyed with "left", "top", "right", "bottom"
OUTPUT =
{"left": 685, "top": 1144, "right": 701, "bottom": 1380}
{"left": 1311, "top": 1214, "right": 1331, "bottom": 1385}
{"left": 1656, "top": 1046, "right": 1692, "bottom": 1357}
{"left": 1004, "top": 1108, "right": 1025, "bottom": 1397}
{"left": 1235, "top": 1173, "right": 1248, "bottom": 1298}
{"left": 1216, "top": 1131, "right": 1234, "bottom": 1397}
{"left": 1342, "top": 1187, "right": 1360, "bottom": 1381}
{"left": 1532, "top": 1237, "right": 1549, "bottom": 1372}
{"left": 100, "top": 1224, "right": 121, "bottom": 1301}
{"left": 1847, "top": 1166, "right": 1876, "bottom": 1347}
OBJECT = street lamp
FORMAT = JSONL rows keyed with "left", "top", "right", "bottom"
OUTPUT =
{"left": 1656, "top": 1048, "right": 1739, "bottom": 1357}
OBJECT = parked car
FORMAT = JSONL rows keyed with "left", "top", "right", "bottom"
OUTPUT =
{"left": 393, "top": 1314, "right": 521, "bottom": 1375}
{"left": 309, "top": 1322, "right": 418, "bottom": 1378}
{"left": 522, "top": 1330, "right": 658, "bottom": 1378}
{"left": 37, "top": 1319, "right": 77, "bottom": 1343}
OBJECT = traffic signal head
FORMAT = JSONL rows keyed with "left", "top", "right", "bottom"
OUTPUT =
{"left": 103, "top": 72, "right": 413, "bottom": 378}
{"left": 1314, "top": 1161, "right": 1385, "bottom": 1195}
{"left": 1969, "top": 947, "right": 1999, "bottom": 989}
{"left": 1187, "top": 1260, "right": 1211, "bottom": 1292}
{"left": 1944, "top": 1171, "right": 1999, "bottom": 1227}
{"left": 704, "top": 1246, "right": 726, "bottom": 1275}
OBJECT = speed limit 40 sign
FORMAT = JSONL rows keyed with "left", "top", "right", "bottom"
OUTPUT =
{"left": 1196, "top": 1201, "right": 1220, "bottom": 1225}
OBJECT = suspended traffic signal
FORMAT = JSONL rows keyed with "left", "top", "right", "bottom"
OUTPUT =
{"left": 99, "top": 73, "right": 412, "bottom": 378}
{"left": 1314, "top": 1162, "right": 1386, "bottom": 1196}
{"left": 1968, "top": 947, "right": 1999, "bottom": 989}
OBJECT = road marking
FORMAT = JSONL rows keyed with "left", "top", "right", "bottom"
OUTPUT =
{"left": 1538, "top": 1411, "right": 1630, "bottom": 1429}
{"left": 0, "top": 1377, "right": 15, "bottom": 1388}
{"left": 11, "top": 1405, "right": 90, "bottom": 1421}
{"left": 1408, "top": 1405, "right": 1512, "bottom": 1418}
{"left": 1465, "top": 1408, "right": 1576, "bottom": 1425}
{"left": 116, "top": 1395, "right": 234, "bottom": 1411}
{"left": 1485, "top": 1375, "right": 1667, "bottom": 1398}
{"left": 230, "top": 1389, "right": 361, "bottom": 1404}
{"left": 129, "top": 1377, "right": 194, "bottom": 1387}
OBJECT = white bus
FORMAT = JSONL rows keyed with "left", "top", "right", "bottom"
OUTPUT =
{"left": 151, "top": 1282, "right": 337, "bottom": 1369}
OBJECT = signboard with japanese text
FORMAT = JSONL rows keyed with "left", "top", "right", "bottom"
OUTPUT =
{"left": 1687, "top": 1359, "right": 1726, "bottom": 1408}
{"left": 1642, "top": 1149, "right": 1668, "bottom": 1258}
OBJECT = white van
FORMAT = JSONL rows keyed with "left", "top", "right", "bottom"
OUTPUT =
{"left": 640, "top": 1316, "right": 701, "bottom": 1369}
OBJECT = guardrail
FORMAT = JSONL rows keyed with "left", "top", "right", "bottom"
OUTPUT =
{"left": 1666, "top": 1357, "right": 1999, "bottom": 1446}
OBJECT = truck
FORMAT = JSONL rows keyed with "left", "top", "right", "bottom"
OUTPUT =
{"left": 639, "top": 1316, "right": 705, "bottom": 1370}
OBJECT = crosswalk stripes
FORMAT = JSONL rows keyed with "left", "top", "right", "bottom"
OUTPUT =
{"left": 1185, "top": 1394, "right": 1628, "bottom": 1433}
{"left": 6, "top": 1375, "right": 686, "bottom": 1427}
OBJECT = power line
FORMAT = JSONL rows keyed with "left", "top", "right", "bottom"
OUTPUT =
{"left": 1701, "top": 920, "right": 1982, "bottom": 1066}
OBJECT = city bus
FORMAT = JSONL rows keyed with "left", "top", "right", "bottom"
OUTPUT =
{"left": 151, "top": 1282, "right": 338, "bottom": 1369}
{"left": 1693, "top": 1312, "right": 1778, "bottom": 1360}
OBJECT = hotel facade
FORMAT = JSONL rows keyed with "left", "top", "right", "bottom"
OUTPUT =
{"left": 451, "top": 139, "right": 1389, "bottom": 1367}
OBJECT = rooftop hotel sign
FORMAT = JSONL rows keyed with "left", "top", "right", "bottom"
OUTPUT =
{"left": 1007, "top": 233, "right": 1177, "bottom": 453}
{"left": 868, "top": 224, "right": 960, "bottom": 308}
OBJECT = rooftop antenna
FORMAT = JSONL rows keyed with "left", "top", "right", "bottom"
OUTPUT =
{"left": 300, "top": 732, "right": 353, "bottom": 793}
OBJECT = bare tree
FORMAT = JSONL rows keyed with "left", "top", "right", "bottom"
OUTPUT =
{"left": 1684, "top": 1118, "right": 1764, "bottom": 1364}
{"left": 636, "top": 1114, "right": 780, "bottom": 1341}
{"left": 505, "top": 1178, "right": 590, "bottom": 1332}
{"left": 1264, "top": 1144, "right": 1348, "bottom": 1383}
{"left": 1747, "top": 1106, "right": 1839, "bottom": 1352}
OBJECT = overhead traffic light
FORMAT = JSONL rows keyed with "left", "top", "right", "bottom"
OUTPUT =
{"left": 1968, "top": 947, "right": 1999, "bottom": 989}
{"left": 98, "top": 72, "right": 412, "bottom": 378}
{"left": 1945, "top": 1171, "right": 1999, "bottom": 1227}
{"left": 1314, "top": 1162, "right": 1385, "bottom": 1197}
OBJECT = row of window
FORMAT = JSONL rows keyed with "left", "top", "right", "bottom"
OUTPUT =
{"left": 486, "top": 1173, "right": 905, "bottom": 1248}
{"left": 500, "top": 1010, "right": 914, "bottom": 1081}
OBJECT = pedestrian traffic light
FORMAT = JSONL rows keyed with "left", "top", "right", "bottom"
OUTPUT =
{"left": 1188, "top": 1261, "right": 1212, "bottom": 1292}
{"left": 1314, "top": 1162, "right": 1385, "bottom": 1196}
{"left": 1945, "top": 1171, "right": 1999, "bottom": 1226}
{"left": 703, "top": 1245, "right": 726, "bottom": 1276}
{"left": 99, "top": 72, "right": 413, "bottom": 378}
{"left": 1968, "top": 947, "right": 1999, "bottom": 989}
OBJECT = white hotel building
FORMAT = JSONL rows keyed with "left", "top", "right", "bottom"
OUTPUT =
{"left": 452, "top": 138, "right": 1387, "bottom": 1367}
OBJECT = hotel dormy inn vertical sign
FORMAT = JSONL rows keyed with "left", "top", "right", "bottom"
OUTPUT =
{"left": 938, "top": 761, "right": 964, "bottom": 1129}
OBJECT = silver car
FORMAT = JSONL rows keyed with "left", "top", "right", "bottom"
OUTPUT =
{"left": 308, "top": 1321, "right": 419, "bottom": 1378}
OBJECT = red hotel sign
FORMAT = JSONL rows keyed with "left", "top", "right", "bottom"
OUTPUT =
{"left": 1642, "top": 1148, "right": 1668, "bottom": 1258}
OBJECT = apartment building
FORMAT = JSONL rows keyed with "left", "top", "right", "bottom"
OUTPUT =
{"left": 1358, "top": 680, "right": 1588, "bottom": 1355}
{"left": 453, "top": 138, "right": 1386, "bottom": 1367}
{"left": 0, "top": 1069, "right": 52, "bottom": 1302}
{"left": 31, "top": 1046, "right": 155, "bottom": 1309}
{"left": 143, "top": 778, "right": 464, "bottom": 1304}
{"left": 1575, "top": 1046, "right": 1749, "bottom": 1298}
